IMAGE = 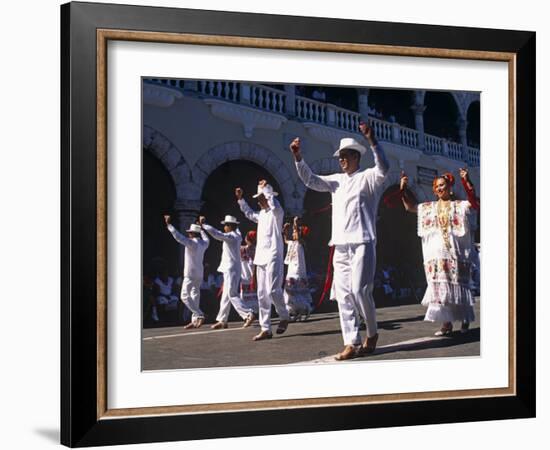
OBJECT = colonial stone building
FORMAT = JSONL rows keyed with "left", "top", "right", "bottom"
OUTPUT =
{"left": 143, "top": 79, "right": 480, "bottom": 289}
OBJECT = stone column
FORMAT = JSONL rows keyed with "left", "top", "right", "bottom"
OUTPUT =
{"left": 410, "top": 103, "right": 427, "bottom": 150}
{"left": 357, "top": 88, "right": 370, "bottom": 122}
{"left": 240, "top": 83, "right": 252, "bottom": 105}
{"left": 285, "top": 85, "right": 296, "bottom": 116}
{"left": 457, "top": 117, "right": 469, "bottom": 161}
{"left": 184, "top": 80, "right": 198, "bottom": 92}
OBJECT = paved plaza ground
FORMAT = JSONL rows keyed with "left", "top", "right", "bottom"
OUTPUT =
{"left": 142, "top": 300, "right": 480, "bottom": 371}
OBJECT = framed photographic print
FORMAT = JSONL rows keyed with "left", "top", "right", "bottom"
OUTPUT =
{"left": 61, "top": 1, "right": 535, "bottom": 447}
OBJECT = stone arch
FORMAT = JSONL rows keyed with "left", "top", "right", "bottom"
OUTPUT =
{"left": 379, "top": 170, "right": 429, "bottom": 205}
{"left": 423, "top": 91, "right": 461, "bottom": 141}
{"left": 192, "top": 141, "right": 297, "bottom": 210}
{"left": 143, "top": 125, "right": 191, "bottom": 200}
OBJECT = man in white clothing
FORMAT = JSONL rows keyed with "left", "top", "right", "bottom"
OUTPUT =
{"left": 164, "top": 215, "right": 209, "bottom": 329}
{"left": 200, "top": 215, "right": 256, "bottom": 329}
{"left": 236, "top": 180, "right": 290, "bottom": 341}
{"left": 290, "top": 122, "right": 389, "bottom": 360}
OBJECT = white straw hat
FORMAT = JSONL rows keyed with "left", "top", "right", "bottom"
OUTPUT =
{"left": 332, "top": 137, "right": 367, "bottom": 157}
{"left": 220, "top": 215, "right": 240, "bottom": 225}
{"left": 252, "top": 183, "right": 278, "bottom": 198}
{"left": 185, "top": 224, "right": 202, "bottom": 233}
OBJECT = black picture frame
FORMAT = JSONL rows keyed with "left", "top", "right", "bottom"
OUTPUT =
{"left": 61, "top": 1, "right": 535, "bottom": 447}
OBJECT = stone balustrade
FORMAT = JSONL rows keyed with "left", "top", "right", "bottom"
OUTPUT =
{"left": 295, "top": 96, "right": 327, "bottom": 123}
{"left": 251, "top": 84, "right": 286, "bottom": 114}
{"left": 143, "top": 78, "right": 480, "bottom": 166}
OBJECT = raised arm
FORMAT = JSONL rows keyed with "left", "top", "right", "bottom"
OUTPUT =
{"left": 359, "top": 122, "right": 389, "bottom": 175}
{"left": 202, "top": 223, "right": 237, "bottom": 243}
{"left": 235, "top": 188, "right": 260, "bottom": 223}
{"left": 400, "top": 172, "right": 418, "bottom": 214}
{"left": 459, "top": 168, "right": 480, "bottom": 210}
{"left": 200, "top": 229, "right": 210, "bottom": 246}
{"left": 290, "top": 137, "right": 334, "bottom": 192}
{"left": 164, "top": 215, "right": 192, "bottom": 246}
{"left": 199, "top": 216, "right": 238, "bottom": 243}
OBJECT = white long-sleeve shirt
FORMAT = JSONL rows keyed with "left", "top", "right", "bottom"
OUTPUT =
{"left": 295, "top": 144, "right": 388, "bottom": 245}
{"left": 202, "top": 224, "right": 242, "bottom": 273}
{"left": 167, "top": 224, "right": 209, "bottom": 279}
{"left": 238, "top": 197, "right": 284, "bottom": 266}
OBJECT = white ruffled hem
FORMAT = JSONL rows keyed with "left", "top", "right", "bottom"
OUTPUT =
{"left": 424, "top": 303, "right": 475, "bottom": 323}
{"left": 421, "top": 282, "right": 475, "bottom": 323}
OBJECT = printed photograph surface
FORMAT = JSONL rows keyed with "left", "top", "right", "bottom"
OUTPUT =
{"left": 141, "top": 79, "right": 481, "bottom": 370}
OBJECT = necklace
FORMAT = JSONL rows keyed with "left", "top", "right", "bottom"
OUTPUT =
{"left": 437, "top": 199, "right": 452, "bottom": 250}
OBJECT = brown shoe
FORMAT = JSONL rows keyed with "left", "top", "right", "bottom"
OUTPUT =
{"left": 276, "top": 320, "right": 289, "bottom": 335}
{"left": 242, "top": 314, "right": 255, "bottom": 328}
{"left": 361, "top": 333, "right": 379, "bottom": 355}
{"left": 253, "top": 330, "right": 273, "bottom": 341}
{"left": 210, "top": 321, "right": 228, "bottom": 330}
{"left": 334, "top": 345, "right": 357, "bottom": 361}
{"left": 195, "top": 318, "right": 204, "bottom": 329}
{"left": 183, "top": 322, "right": 196, "bottom": 330}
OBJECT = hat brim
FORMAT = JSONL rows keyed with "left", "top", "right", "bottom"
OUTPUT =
{"left": 221, "top": 220, "right": 240, "bottom": 225}
{"left": 185, "top": 229, "right": 201, "bottom": 233}
{"left": 333, "top": 144, "right": 367, "bottom": 157}
{"left": 252, "top": 191, "right": 278, "bottom": 198}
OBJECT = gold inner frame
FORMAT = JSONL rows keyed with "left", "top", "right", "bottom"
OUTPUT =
{"left": 96, "top": 29, "right": 517, "bottom": 420}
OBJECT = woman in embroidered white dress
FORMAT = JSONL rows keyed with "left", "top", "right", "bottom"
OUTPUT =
{"left": 400, "top": 169, "right": 480, "bottom": 336}
{"left": 283, "top": 217, "right": 313, "bottom": 321}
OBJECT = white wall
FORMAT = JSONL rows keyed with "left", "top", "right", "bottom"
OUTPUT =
{"left": 1, "top": 0, "right": 545, "bottom": 449}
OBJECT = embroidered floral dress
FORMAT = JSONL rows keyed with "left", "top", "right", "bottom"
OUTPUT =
{"left": 283, "top": 240, "right": 313, "bottom": 318}
{"left": 417, "top": 200, "right": 475, "bottom": 323}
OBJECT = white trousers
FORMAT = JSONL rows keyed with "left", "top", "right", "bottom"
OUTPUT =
{"left": 216, "top": 269, "right": 254, "bottom": 323}
{"left": 333, "top": 242, "right": 377, "bottom": 345}
{"left": 256, "top": 259, "right": 289, "bottom": 331}
{"left": 180, "top": 277, "right": 204, "bottom": 321}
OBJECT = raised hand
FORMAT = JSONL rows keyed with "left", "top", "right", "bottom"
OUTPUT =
{"left": 400, "top": 171, "right": 409, "bottom": 191}
{"left": 359, "top": 121, "right": 376, "bottom": 144}
{"left": 289, "top": 137, "right": 302, "bottom": 161}
{"left": 459, "top": 167, "right": 469, "bottom": 181}
{"left": 198, "top": 216, "right": 206, "bottom": 225}
{"left": 164, "top": 215, "right": 171, "bottom": 225}
{"left": 235, "top": 187, "right": 243, "bottom": 200}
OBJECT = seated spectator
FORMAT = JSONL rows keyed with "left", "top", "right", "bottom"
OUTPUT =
{"left": 311, "top": 87, "right": 326, "bottom": 102}
{"left": 152, "top": 267, "right": 180, "bottom": 321}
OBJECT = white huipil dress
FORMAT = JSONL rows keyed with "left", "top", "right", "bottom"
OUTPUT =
{"left": 283, "top": 240, "right": 313, "bottom": 317}
{"left": 417, "top": 200, "right": 476, "bottom": 323}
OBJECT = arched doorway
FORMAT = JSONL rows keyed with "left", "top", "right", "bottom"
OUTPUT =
{"left": 199, "top": 160, "right": 285, "bottom": 320}
{"left": 302, "top": 189, "right": 333, "bottom": 310}
{"left": 424, "top": 92, "right": 460, "bottom": 141}
{"left": 142, "top": 150, "right": 178, "bottom": 277}
{"left": 375, "top": 185, "right": 425, "bottom": 306}
{"left": 368, "top": 88, "right": 415, "bottom": 128}
{"left": 467, "top": 101, "right": 480, "bottom": 148}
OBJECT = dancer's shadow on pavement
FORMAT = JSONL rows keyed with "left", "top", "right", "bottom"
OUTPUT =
{"left": 377, "top": 314, "right": 426, "bottom": 331}
{"left": 360, "top": 328, "right": 481, "bottom": 358}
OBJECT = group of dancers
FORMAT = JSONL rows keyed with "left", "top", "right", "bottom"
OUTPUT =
{"left": 162, "top": 121, "right": 479, "bottom": 359}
